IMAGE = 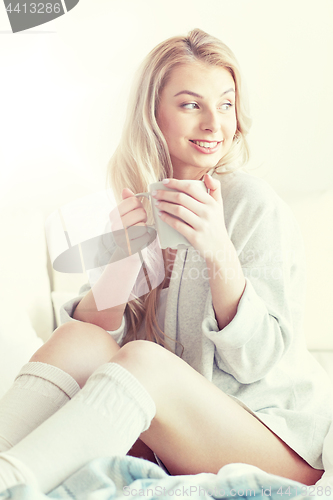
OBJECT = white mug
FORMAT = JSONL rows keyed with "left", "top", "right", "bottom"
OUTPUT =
{"left": 135, "top": 180, "right": 208, "bottom": 249}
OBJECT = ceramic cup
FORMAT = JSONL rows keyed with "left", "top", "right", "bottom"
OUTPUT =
{"left": 135, "top": 179, "right": 208, "bottom": 249}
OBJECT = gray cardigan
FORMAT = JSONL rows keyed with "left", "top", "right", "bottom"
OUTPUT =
{"left": 61, "top": 170, "right": 333, "bottom": 470}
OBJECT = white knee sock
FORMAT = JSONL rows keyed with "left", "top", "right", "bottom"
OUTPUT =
{"left": 0, "top": 362, "right": 80, "bottom": 453}
{"left": 0, "top": 362, "right": 156, "bottom": 494}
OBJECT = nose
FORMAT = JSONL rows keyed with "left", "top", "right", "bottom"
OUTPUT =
{"left": 200, "top": 108, "right": 220, "bottom": 134}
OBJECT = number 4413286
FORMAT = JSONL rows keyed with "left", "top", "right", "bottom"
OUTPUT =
{"left": 275, "top": 485, "right": 332, "bottom": 496}
{"left": 6, "top": 3, "right": 62, "bottom": 14}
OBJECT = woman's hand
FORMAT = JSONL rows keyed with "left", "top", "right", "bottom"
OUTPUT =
{"left": 109, "top": 188, "right": 151, "bottom": 257}
{"left": 153, "top": 175, "right": 246, "bottom": 329}
{"left": 152, "top": 174, "right": 229, "bottom": 262}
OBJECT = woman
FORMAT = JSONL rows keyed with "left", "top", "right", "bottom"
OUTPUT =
{"left": 0, "top": 28, "right": 332, "bottom": 494}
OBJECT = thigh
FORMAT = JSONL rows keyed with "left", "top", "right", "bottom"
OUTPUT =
{"left": 113, "top": 341, "right": 323, "bottom": 486}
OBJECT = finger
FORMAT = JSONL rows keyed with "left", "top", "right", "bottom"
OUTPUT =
{"left": 126, "top": 227, "right": 153, "bottom": 254}
{"left": 113, "top": 224, "right": 150, "bottom": 255}
{"left": 119, "top": 190, "right": 143, "bottom": 216}
{"left": 122, "top": 207, "right": 148, "bottom": 228}
{"left": 121, "top": 187, "right": 135, "bottom": 199}
{"left": 110, "top": 193, "right": 144, "bottom": 230}
{"left": 158, "top": 209, "right": 194, "bottom": 243}
{"left": 153, "top": 189, "right": 204, "bottom": 218}
{"left": 158, "top": 179, "right": 212, "bottom": 205}
{"left": 117, "top": 222, "right": 154, "bottom": 256}
{"left": 127, "top": 224, "right": 148, "bottom": 240}
{"left": 157, "top": 201, "right": 198, "bottom": 230}
{"left": 203, "top": 174, "right": 222, "bottom": 203}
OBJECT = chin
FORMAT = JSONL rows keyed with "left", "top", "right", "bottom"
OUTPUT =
{"left": 198, "top": 158, "right": 222, "bottom": 170}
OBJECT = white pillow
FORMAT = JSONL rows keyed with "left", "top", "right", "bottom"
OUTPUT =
{"left": 0, "top": 301, "right": 44, "bottom": 399}
{"left": 0, "top": 208, "right": 54, "bottom": 342}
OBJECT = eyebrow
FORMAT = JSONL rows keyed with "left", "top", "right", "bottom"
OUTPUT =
{"left": 173, "top": 88, "right": 235, "bottom": 98}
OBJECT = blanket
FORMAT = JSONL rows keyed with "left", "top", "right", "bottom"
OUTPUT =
{"left": 0, "top": 456, "right": 330, "bottom": 499}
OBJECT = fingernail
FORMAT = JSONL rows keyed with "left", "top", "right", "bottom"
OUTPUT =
{"left": 152, "top": 190, "right": 157, "bottom": 196}
{"left": 162, "top": 179, "right": 169, "bottom": 184}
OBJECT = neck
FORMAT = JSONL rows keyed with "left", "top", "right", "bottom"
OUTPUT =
{"left": 171, "top": 167, "right": 215, "bottom": 181}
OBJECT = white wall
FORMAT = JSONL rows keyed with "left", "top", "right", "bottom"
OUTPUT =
{"left": 1, "top": 0, "right": 332, "bottom": 215}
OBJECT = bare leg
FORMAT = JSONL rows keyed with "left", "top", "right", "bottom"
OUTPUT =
{"left": 29, "top": 328, "right": 323, "bottom": 484}
{"left": 0, "top": 336, "right": 323, "bottom": 493}
{"left": 29, "top": 322, "right": 156, "bottom": 464}
{"left": 109, "top": 340, "right": 324, "bottom": 486}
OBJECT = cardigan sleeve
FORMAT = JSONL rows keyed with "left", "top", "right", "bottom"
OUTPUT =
{"left": 202, "top": 181, "right": 306, "bottom": 384}
{"left": 59, "top": 284, "right": 127, "bottom": 345}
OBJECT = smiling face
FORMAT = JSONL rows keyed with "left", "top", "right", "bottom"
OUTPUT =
{"left": 156, "top": 62, "right": 237, "bottom": 180}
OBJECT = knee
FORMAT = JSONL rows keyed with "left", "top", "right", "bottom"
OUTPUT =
{"left": 113, "top": 340, "right": 172, "bottom": 391}
{"left": 33, "top": 321, "right": 119, "bottom": 358}
{"left": 117, "top": 340, "right": 166, "bottom": 366}
{"left": 29, "top": 322, "right": 120, "bottom": 387}
{"left": 46, "top": 321, "right": 84, "bottom": 346}
{"left": 52, "top": 321, "right": 115, "bottom": 345}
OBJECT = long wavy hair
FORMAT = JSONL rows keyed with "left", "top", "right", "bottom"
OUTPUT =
{"left": 107, "top": 28, "right": 252, "bottom": 350}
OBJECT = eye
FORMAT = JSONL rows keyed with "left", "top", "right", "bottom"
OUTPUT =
{"left": 181, "top": 102, "right": 199, "bottom": 110}
{"left": 220, "top": 102, "right": 234, "bottom": 111}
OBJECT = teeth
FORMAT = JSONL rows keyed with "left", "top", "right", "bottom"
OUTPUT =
{"left": 193, "top": 141, "right": 218, "bottom": 149}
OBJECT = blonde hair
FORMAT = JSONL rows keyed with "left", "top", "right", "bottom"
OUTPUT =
{"left": 107, "top": 28, "right": 252, "bottom": 350}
